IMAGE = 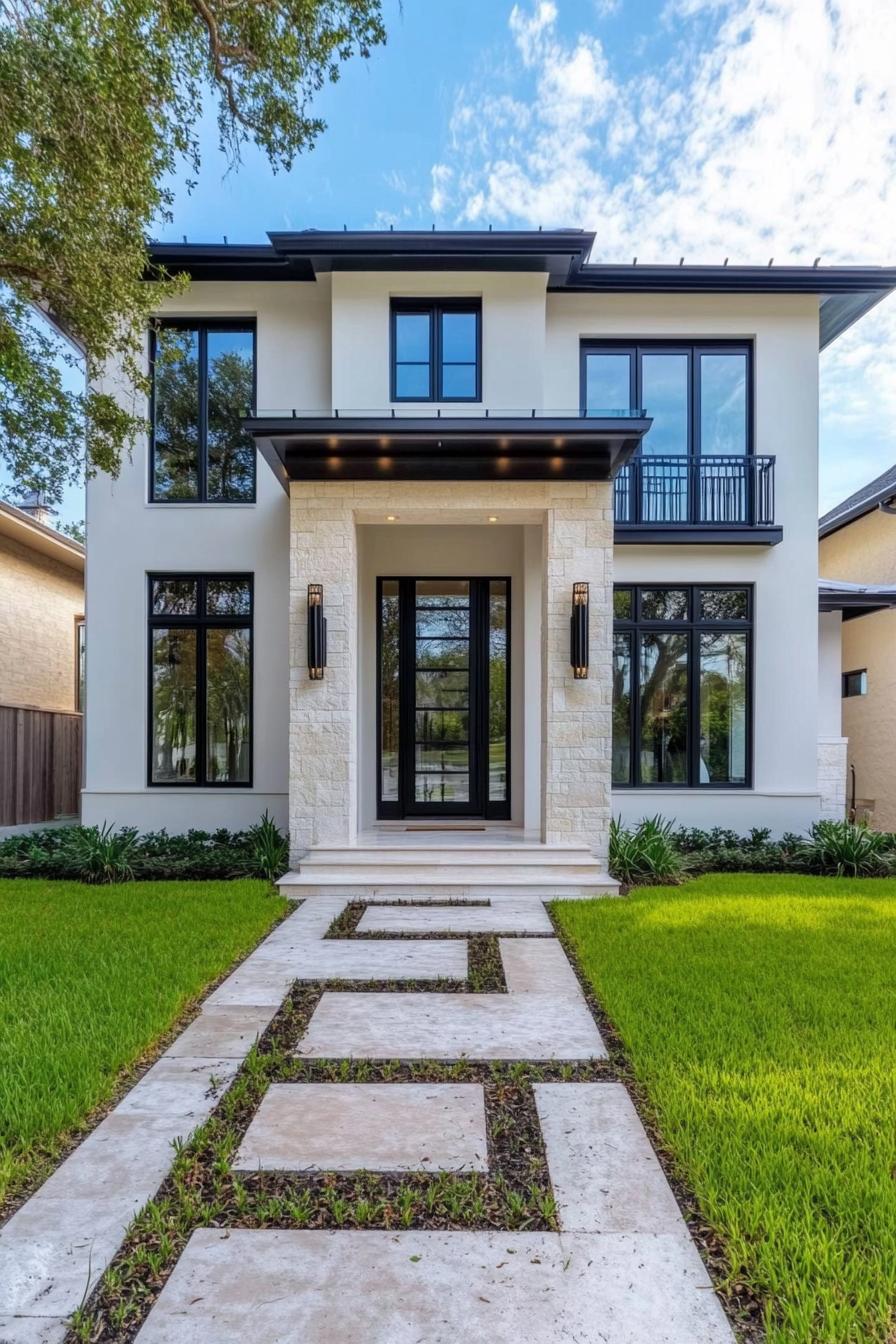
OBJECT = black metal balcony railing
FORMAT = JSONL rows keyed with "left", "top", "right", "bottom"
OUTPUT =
{"left": 614, "top": 454, "right": 776, "bottom": 528}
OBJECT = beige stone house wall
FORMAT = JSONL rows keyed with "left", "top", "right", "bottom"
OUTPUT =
{"left": 289, "top": 480, "right": 613, "bottom": 863}
{"left": 820, "top": 507, "right": 896, "bottom": 829}
{"left": 0, "top": 532, "right": 84, "bottom": 712}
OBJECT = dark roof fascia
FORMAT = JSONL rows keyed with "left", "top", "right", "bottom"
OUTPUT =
{"left": 266, "top": 229, "right": 595, "bottom": 284}
{"left": 554, "top": 262, "right": 896, "bottom": 295}
{"left": 554, "top": 263, "right": 896, "bottom": 347}
{"left": 244, "top": 412, "right": 649, "bottom": 438}
{"left": 819, "top": 590, "right": 896, "bottom": 617}
{"left": 148, "top": 244, "right": 312, "bottom": 282}
{"left": 819, "top": 490, "right": 896, "bottom": 539}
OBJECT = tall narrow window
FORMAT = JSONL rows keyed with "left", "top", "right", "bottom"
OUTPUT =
{"left": 391, "top": 300, "right": 481, "bottom": 402}
{"left": 75, "top": 618, "right": 86, "bottom": 713}
{"left": 488, "top": 580, "right": 509, "bottom": 802}
{"left": 148, "top": 575, "right": 253, "bottom": 786}
{"left": 612, "top": 585, "right": 751, "bottom": 788}
{"left": 151, "top": 322, "right": 256, "bottom": 502}
{"left": 380, "top": 580, "right": 401, "bottom": 801}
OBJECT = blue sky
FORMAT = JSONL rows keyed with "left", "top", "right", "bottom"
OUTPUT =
{"left": 12, "top": 0, "right": 895, "bottom": 525}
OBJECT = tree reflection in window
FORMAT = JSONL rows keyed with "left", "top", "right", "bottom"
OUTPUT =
{"left": 152, "top": 324, "right": 255, "bottom": 502}
{"left": 149, "top": 575, "right": 252, "bottom": 786}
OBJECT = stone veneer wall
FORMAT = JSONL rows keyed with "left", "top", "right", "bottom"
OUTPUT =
{"left": 0, "top": 532, "right": 83, "bottom": 712}
{"left": 288, "top": 481, "right": 614, "bottom": 864}
{"left": 817, "top": 735, "right": 848, "bottom": 821}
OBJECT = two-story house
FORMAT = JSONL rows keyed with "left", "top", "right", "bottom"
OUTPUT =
{"left": 81, "top": 230, "right": 896, "bottom": 890}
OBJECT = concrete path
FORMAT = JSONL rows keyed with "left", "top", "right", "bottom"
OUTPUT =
{"left": 0, "top": 893, "right": 735, "bottom": 1344}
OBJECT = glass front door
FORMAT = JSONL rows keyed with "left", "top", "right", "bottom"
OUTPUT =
{"left": 377, "top": 577, "right": 510, "bottom": 818}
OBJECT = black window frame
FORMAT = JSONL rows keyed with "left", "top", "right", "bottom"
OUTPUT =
{"left": 147, "top": 572, "right": 254, "bottom": 789}
{"left": 842, "top": 669, "right": 867, "bottom": 698}
{"left": 149, "top": 318, "right": 258, "bottom": 504}
{"left": 375, "top": 575, "right": 511, "bottom": 820}
{"left": 580, "top": 339, "right": 754, "bottom": 455}
{"left": 612, "top": 583, "right": 754, "bottom": 790}
{"left": 390, "top": 299, "right": 482, "bottom": 403}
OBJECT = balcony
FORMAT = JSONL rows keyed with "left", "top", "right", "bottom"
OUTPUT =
{"left": 614, "top": 454, "right": 781, "bottom": 545}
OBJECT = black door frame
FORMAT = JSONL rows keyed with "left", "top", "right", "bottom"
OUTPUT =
{"left": 376, "top": 576, "right": 511, "bottom": 820}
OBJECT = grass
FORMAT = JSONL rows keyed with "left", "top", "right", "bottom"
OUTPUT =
{"left": 0, "top": 877, "right": 288, "bottom": 1207}
{"left": 553, "top": 873, "right": 896, "bottom": 1344}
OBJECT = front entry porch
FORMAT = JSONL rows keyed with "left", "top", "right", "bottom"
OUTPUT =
{"left": 287, "top": 481, "right": 616, "bottom": 887}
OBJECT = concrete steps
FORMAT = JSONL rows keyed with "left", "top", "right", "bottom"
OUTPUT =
{"left": 279, "top": 842, "right": 619, "bottom": 900}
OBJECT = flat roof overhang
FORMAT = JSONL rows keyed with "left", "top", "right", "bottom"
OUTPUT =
{"left": 244, "top": 414, "right": 652, "bottom": 491}
{"left": 819, "top": 580, "right": 896, "bottom": 621}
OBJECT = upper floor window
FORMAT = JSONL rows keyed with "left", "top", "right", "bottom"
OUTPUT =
{"left": 391, "top": 300, "right": 481, "bottom": 402}
{"left": 582, "top": 341, "right": 751, "bottom": 456}
{"left": 150, "top": 321, "right": 256, "bottom": 502}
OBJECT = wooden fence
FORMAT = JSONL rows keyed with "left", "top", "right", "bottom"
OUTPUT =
{"left": 0, "top": 704, "right": 83, "bottom": 827}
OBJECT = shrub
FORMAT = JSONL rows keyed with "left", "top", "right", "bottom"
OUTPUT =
{"left": 609, "top": 816, "right": 684, "bottom": 886}
{"left": 61, "top": 822, "right": 137, "bottom": 884}
{"left": 247, "top": 811, "right": 290, "bottom": 883}
{"left": 0, "top": 815, "right": 290, "bottom": 884}
{"left": 796, "top": 819, "right": 896, "bottom": 878}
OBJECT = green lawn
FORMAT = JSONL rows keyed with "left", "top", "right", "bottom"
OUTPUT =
{"left": 554, "top": 874, "right": 896, "bottom": 1344}
{"left": 0, "top": 878, "right": 288, "bottom": 1206}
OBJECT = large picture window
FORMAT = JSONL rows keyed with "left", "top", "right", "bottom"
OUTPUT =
{"left": 148, "top": 574, "right": 253, "bottom": 786}
{"left": 150, "top": 321, "right": 256, "bottom": 502}
{"left": 391, "top": 300, "right": 481, "bottom": 402}
{"left": 613, "top": 585, "right": 751, "bottom": 788}
{"left": 582, "top": 341, "right": 751, "bottom": 455}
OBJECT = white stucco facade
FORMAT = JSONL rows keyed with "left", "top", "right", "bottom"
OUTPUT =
{"left": 82, "top": 238, "right": 856, "bottom": 845}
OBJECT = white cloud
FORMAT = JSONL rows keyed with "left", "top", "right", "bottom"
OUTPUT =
{"left": 431, "top": 0, "right": 896, "bottom": 511}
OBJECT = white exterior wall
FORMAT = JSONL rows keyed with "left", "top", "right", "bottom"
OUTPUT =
{"left": 84, "top": 269, "right": 827, "bottom": 841}
{"left": 817, "top": 610, "right": 847, "bottom": 820}
{"left": 83, "top": 281, "right": 331, "bottom": 831}
{"left": 545, "top": 293, "right": 822, "bottom": 835}
{"left": 330, "top": 270, "right": 547, "bottom": 411}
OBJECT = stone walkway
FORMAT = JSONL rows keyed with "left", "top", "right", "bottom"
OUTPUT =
{"left": 0, "top": 894, "right": 735, "bottom": 1344}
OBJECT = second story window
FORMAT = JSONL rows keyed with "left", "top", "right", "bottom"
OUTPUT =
{"left": 391, "top": 300, "right": 481, "bottom": 402}
{"left": 151, "top": 321, "right": 256, "bottom": 502}
{"left": 582, "top": 341, "right": 751, "bottom": 456}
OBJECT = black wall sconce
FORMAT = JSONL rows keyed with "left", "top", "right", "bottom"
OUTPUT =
{"left": 307, "top": 583, "right": 327, "bottom": 680}
{"left": 570, "top": 582, "right": 589, "bottom": 679}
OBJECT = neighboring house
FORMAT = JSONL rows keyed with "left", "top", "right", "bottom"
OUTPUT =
{"left": 81, "top": 229, "right": 896, "bottom": 879}
{"left": 0, "top": 494, "right": 85, "bottom": 827}
{"left": 819, "top": 467, "right": 896, "bottom": 828}
{"left": 0, "top": 494, "right": 84, "bottom": 712}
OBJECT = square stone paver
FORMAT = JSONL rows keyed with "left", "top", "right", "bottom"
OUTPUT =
{"left": 233, "top": 1084, "right": 487, "bottom": 1172}
{"left": 251, "top": 939, "right": 469, "bottom": 979}
{"left": 0, "top": 1196, "right": 135, "bottom": 1318}
{"left": 0, "top": 1317, "right": 68, "bottom": 1343}
{"left": 113, "top": 1056, "right": 239, "bottom": 1122}
{"left": 356, "top": 901, "right": 553, "bottom": 935}
{"left": 294, "top": 992, "right": 606, "bottom": 1060}
{"left": 133, "top": 1228, "right": 735, "bottom": 1343}
{"left": 534, "top": 1083, "right": 687, "bottom": 1233}
{"left": 498, "top": 938, "right": 583, "bottom": 995}
{"left": 163, "top": 1006, "right": 277, "bottom": 1059}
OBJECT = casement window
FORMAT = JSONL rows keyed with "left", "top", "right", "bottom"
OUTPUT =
{"left": 150, "top": 321, "right": 256, "bottom": 502}
{"left": 842, "top": 669, "right": 867, "bottom": 698}
{"left": 391, "top": 300, "right": 481, "bottom": 402}
{"left": 148, "top": 575, "right": 253, "bottom": 786}
{"left": 612, "top": 585, "right": 752, "bottom": 788}
{"left": 582, "top": 341, "right": 752, "bottom": 456}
